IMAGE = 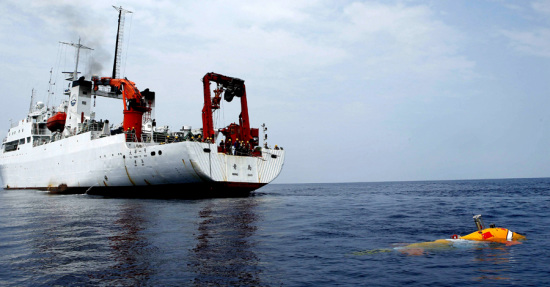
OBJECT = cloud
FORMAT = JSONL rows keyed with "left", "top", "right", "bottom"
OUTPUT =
{"left": 500, "top": 28, "right": 550, "bottom": 58}
{"left": 126, "top": 1, "right": 474, "bottom": 89}
{"left": 531, "top": 0, "right": 550, "bottom": 15}
{"left": 338, "top": 2, "right": 475, "bottom": 82}
{"left": 0, "top": 0, "right": 476, "bottom": 116}
{"left": 499, "top": 0, "right": 550, "bottom": 58}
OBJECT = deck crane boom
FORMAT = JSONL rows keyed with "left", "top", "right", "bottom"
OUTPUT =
{"left": 112, "top": 6, "right": 132, "bottom": 79}
{"left": 92, "top": 77, "right": 150, "bottom": 141}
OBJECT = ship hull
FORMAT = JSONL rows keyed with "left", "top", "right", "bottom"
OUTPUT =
{"left": 0, "top": 132, "right": 284, "bottom": 197}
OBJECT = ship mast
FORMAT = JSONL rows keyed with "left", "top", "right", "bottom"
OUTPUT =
{"left": 46, "top": 68, "right": 54, "bottom": 106}
{"left": 59, "top": 38, "right": 93, "bottom": 81}
{"left": 29, "top": 89, "right": 35, "bottom": 113}
{"left": 112, "top": 6, "right": 132, "bottom": 79}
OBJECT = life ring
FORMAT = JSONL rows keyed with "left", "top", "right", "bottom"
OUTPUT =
{"left": 451, "top": 234, "right": 459, "bottom": 239}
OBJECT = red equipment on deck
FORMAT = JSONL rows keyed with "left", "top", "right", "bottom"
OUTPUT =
{"left": 92, "top": 77, "right": 150, "bottom": 141}
{"left": 201, "top": 72, "right": 259, "bottom": 146}
{"left": 46, "top": 112, "right": 67, "bottom": 132}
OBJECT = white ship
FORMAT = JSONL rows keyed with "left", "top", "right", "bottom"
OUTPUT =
{"left": 0, "top": 9, "right": 284, "bottom": 197}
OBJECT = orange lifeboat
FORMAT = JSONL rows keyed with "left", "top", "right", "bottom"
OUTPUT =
{"left": 46, "top": 112, "right": 67, "bottom": 132}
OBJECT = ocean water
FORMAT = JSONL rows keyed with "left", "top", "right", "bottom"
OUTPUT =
{"left": 0, "top": 178, "right": 549, "bottom": 286}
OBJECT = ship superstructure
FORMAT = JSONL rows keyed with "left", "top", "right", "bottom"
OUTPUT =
{"left": 0, "top": 9, "right": 284, "bottom": 197}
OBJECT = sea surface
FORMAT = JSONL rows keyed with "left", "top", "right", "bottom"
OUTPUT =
{"left": 0, "top": 178, "right": 549, "bottom": 286}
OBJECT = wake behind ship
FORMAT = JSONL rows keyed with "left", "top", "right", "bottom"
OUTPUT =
{"left": 0, "top": 8, "right": 284, "bottom": 198}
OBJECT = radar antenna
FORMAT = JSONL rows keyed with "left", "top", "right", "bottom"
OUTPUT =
{"left": 59, "top": 38, "right": 93, "bottom": 81}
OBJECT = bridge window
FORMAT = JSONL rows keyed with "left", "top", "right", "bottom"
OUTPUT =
{"left": 4, "top": 140, "right": 18, "bottom": 152}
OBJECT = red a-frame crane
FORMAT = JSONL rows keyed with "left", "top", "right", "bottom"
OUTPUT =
{"left": 201, "top": 72, "right": 258, "bottom": 146}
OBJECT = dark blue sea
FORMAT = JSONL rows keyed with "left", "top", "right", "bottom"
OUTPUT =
{"left": 1, "top": 178, "right": 549, "bottom": 286}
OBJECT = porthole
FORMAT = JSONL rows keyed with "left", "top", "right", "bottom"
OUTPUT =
{"left": 151, "top": 151, "right": 156, "bottom": 156}
{"left": 158, "top": 150, "right": 162, "bottom": 155}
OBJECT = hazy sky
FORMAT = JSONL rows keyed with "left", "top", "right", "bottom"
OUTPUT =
{"left": 1, "top": 0, "right": 549, "bottom": 183}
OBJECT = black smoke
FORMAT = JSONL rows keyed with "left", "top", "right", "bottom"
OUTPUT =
{"left": 45, "top": 3, "right": 121, "bottom": 79}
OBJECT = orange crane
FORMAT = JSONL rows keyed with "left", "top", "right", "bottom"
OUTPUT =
{"left": 93, "top": 77, "right": 150, "bottom": 141}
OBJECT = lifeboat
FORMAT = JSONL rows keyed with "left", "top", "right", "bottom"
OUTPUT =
{"left": 46, "top": 112, "right": 67, "bottom": 132}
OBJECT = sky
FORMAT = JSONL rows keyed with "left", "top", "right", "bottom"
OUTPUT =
{"left": 0, "top": 0, "right": 549, "bottom": 184}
